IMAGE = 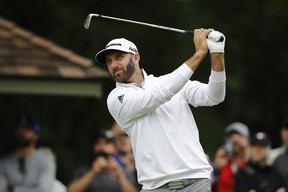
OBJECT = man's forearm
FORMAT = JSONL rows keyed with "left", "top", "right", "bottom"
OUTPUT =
{"left": 184, "top": 51, "right": 207, "bottom": 72}
{"left": 68, "top": 170, "right": 96, "bottom": 192}
{"left": 117, "top": 170, "right": 138, "bottom": 192}
{"left": 210, "top": 53, "right": 225, "bottom": 71}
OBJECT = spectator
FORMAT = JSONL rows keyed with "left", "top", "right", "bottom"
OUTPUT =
{"left": 215, "top": 122, "right": 250, "bottom": 192}
{"left": 110, "top": 122, "right": 142, "bottom": 191}
{"left": 211, "top": 145, "right": 228, "bottom": 191}
{"left": 268, "top": 117, "right": 288, "bottom": 164}
{"left": 68, "top": 131, "right": 138, "bottom": 192}
{"left": 234, "top": 132, "right": 285, "bottom": 192}
{"left": 111, "top": 122, "right": 132, "bottom": 155}
{"left": 0, "top": 115, "right": 56, "bottom": 192}
{"left": 273, "top": 117, "right": 288, "bottom": 191}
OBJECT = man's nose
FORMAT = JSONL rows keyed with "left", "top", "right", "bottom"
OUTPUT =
{"left": 110, "top": 60, "right": 119, "bottom": 69}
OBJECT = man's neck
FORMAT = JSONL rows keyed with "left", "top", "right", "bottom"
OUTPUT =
{"left": 127, "top": 68, "right": 144, "bottom": 85}
{"left": 16, "top": 146, "right": 36, "bottom": 157}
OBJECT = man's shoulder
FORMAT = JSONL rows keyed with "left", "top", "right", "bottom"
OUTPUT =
{"left": 0, "top": 152, "right": 16, "bottom": 162}
{"left": 274, "top": 152, "right": 288, "bottom": 164}
{"left": 0, "top": 153, "right": 17, "bottom": 170}
{"left": 107, "top": 87, "right": 127, "bottom": 102}
{"left": 36, "top": 147, "right": 56, "bottom": 160}
{"left": 107, "top": 84, "right": 139, "bottom": 101}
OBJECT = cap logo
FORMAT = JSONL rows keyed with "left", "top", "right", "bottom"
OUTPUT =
{"left": 129, "top": 47, "right": 138, "bottom": 54}
{"left": 106, "top": 43, "right": 122, "bottom": 48}
{"left": 256, "top": 132, "right": 266, "bottom": 140}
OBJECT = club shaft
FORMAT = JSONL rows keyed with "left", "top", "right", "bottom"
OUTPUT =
{"left": 87, "top": 14, "right": 193, "bottom": 34}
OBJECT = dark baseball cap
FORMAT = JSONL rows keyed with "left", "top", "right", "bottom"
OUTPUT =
{"left": 93, "top": 130, "right": 115, "bottom": 143}
{"left": 251, "top": 132, "right": 271, "bottom": 147}
{"left": 15, "top": 115, "right": 41, "bottom": 134}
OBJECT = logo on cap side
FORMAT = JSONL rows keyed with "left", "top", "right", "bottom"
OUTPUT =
{"left": 106, "top": 43, "right": 122, "bottom": 48}
{"left": 129, "top": 47, "right": 138, "bottom": 54}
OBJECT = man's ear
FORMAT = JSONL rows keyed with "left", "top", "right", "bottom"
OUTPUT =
{"left": 133, "top": 54, "right": 140, "bottom": 63}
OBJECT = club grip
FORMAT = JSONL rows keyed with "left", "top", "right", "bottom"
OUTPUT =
{"left": 185, "top": 30, "right": 224, "bottom": 42}
{"left": 185, "top": 30, "right": 194, "bottom": 35}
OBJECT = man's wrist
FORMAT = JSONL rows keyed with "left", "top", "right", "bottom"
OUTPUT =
{"left": 210, "top": 53, "right": 225, "bottom": 72}
{"left": 194, "top": 50, "right": 207, "bottom": 59}
{"left": 90, "top": 167, "right": 101, "bottom": 176}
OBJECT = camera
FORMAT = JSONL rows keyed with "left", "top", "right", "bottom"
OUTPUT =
{"left": 224, "top": 139, "right": 236, "bottom": 155}
{"left": 94, "top": 151, "right": 110, "bottom": 159}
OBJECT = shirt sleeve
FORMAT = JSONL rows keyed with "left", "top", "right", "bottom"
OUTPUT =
{"left": 183, "top": 70, "right": 226, "bottom": 107}
{"left": 107, "top": 64, "right": 193, "bottom": 128}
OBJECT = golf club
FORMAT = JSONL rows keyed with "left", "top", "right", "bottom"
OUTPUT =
{"left": 84, "top": 13, "right": 224, "bottom": 42}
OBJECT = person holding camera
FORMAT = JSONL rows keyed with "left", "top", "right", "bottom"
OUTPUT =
{"left": 68, "top": 131, "right": 138, "bottom": 192}
{"left": 213, "top": 122, "right": 250, "bottom": 192}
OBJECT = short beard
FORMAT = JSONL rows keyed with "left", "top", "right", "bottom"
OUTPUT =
{"left": 14, "top": 137, "right": 34, "bottom": 148}
{"left": 113, "top": 57, "right": 135, "bottom": 83}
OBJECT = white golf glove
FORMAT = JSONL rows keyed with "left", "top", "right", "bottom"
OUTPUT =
{"left": 207, "top": 30, "right": 226, "bottom": 53}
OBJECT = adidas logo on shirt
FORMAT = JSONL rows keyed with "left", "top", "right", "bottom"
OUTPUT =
{"left": 118, "top": 94, "right": 124, "bottom": 104}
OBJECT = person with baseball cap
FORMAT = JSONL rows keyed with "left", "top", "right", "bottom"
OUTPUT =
{"left": 94, "top": 28, "right": 226, "bottom": 191}
{"left": 68, "top": 130, "right": 138, "bottom": 192}
{"left": 214, "top": 122, "right": 251, "bottom": 192}
{"left": 234, "top": 132, "right": 285, "bottom": 192}
{"left": 0, "top": 115, "right": 56, "bottom": 192}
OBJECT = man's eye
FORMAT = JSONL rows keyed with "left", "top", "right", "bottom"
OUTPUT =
{"left": 106, "top": 60, "right": 111, "bottom": 65}
{"left": 116, "top": 55, "right": 123, "bottom": 60}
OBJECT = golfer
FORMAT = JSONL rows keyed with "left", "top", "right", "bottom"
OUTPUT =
{"left": 95, "top": 28, "right": 226, "bottom": 191}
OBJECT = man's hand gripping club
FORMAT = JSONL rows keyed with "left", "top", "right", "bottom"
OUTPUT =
{"left": 184, "top": 28, "right": 225, "bottom": 72}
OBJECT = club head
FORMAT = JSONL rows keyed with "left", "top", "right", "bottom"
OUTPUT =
{"left": 84, "top": 14, "right": 92, "bottom": 29}
{"left": 84, "top": 14, "right": 100, "bottom": 29}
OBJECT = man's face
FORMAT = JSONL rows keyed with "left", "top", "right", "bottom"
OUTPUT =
{"left": 94, "top": 138, "right": 116, "bottom": 155}
{"left": 105, "top": 51, "right": 136, "bottom": 83}
{"left": 14, "top": 125, "right": 38, "bottom": 148}
{"left": 281, "top": 128, "right": 288, "bottom": 147}
{"left": 250, "top": 145, "right": 268, "bottom": 164}
{"left": 229, "top": 132, "right": 249, "bottom": 150}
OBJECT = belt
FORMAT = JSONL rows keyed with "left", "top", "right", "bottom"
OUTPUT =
{"left": 160, "top": 178, "right": 205, "bottom": 190}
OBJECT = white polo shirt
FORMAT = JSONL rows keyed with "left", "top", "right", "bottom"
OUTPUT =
{"left": 107, "top": 64, "right": 226, "bottom": 190}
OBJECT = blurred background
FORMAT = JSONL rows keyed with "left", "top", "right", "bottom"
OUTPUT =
{"left": 0, "top": 0, "right": 288, "bottom": 185}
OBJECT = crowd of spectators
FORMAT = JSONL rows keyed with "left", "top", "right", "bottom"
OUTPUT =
{"left": 1, "top": 115, "right": 288, "bottom": 192}
{"left": 211, "top": 118, "right": 288, "bottom": 192}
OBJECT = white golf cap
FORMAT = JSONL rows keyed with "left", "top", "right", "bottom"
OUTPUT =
{"left": 95, "top": 38, "right": 138, "bottom": 65}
